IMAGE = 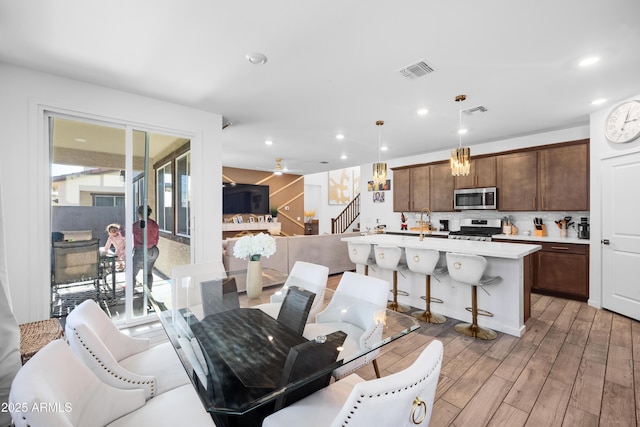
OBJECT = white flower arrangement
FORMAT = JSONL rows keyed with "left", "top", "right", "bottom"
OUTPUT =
{"left": 233, "top": 232, "right": 277, "bottom": 261}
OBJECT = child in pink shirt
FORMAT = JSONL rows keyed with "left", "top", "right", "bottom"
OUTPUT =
{"left": 104, "top": 223, "right": 126, "bottom": 271}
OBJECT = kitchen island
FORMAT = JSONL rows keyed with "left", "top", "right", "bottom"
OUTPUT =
{"left": 342, "top": 234, "right": 541, "bottom": 337}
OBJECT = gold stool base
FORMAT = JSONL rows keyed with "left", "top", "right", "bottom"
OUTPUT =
{"left": 413, "top": 311, "right": 446, "bottom": 324}
{"left": 455, "top": 322, "right": 497, "bottom": 340}
{"left": 387, "top": 301, "right": 410, "bottom": 313}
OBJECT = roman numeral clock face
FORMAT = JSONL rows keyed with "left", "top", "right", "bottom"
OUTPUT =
{"left": 605, "top": 100, "right": 640, "bottom": 144}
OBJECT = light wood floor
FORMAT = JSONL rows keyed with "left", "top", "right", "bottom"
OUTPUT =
{"left": 129, "top": 273, "right": 640, "bottom": 427}
{"left": 338, "top": 274, "right": 640, "bottom": 427}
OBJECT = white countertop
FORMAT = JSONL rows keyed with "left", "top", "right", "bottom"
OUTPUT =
{"left": 491, "top": 234, "right": 590, "bottom": 245}
{"left": 386, "top": 230, "right": 450, "bottom": 237}
{"left": 342, "top": 234, "right": 541, "bottom": 259}
{"left": 385, "top": 228, "right": 590, "bottom": 245}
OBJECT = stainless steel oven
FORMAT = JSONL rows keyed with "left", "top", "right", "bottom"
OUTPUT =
{"left": 454, "top": 187, "right": 497, "bottom": 210}
{"left": 448, "top": 218, "right": 502, "bottom": 241}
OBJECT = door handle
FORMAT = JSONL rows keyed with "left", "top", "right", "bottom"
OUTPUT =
{"left": 601, "top": 239, "right": 610, "bottom": 245}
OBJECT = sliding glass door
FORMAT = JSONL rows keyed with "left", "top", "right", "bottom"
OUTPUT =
{"left": 49, "top": 115, "right": 191, "bottom": 325}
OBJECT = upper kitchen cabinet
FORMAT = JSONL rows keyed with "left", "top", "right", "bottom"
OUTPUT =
{"left": 497, "top": 151, "right": 538, "bottom": 211}
{"left": 454, "top": 156, "right": 497, "bottom": 189}
{"left": 430, "top": 162, "right": 455, "bottom": 212}
{"left": 539, "top": 141, "right": 589, "bottom": 211}
{"left": 392, "top": 165, "right": 430, "bottom": 212}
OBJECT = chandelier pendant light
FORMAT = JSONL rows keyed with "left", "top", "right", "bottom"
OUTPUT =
{"left": 451, "top": 94, "right": 471, "bottom": 176}
{"left": 372, "top": 120, "right": 387, "bottom": 186}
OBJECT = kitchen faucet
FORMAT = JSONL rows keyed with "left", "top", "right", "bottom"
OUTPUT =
{"left": 419, "top": 207, "right": 432, "bottom": 241}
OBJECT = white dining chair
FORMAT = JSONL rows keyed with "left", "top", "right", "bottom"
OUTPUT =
{"left": 303, "top": 271, "right": 390, "bottom": 379}
{"left": 64, "top": 299, "right": 189, "bottom": 400}
{"left": 8, "top": 339, "right": 216, "bottom": 427}
{"left": 262, "top": 340, "right": 443, "bottom": 427}
{"left": 255, "top": 261, "right": 329, "bottom": 323}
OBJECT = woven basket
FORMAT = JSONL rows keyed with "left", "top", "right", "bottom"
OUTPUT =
{"left": 19, "top": 319, "right": 64, "bottom": 364}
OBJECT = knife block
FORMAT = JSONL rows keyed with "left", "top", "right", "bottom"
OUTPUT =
{"left": 534, "top": 224, "right": 547, "bottom": 237}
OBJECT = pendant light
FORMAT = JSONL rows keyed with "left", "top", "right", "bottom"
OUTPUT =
{"left": 372, "top": 120, "right": 387, "bottom": 186}
{"left": 450, "top": 94, "right": 471, "bottom": 176}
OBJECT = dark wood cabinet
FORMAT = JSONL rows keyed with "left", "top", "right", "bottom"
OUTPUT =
{"left": 392, "top": 166, "right": 430, "bottom": 212}
{"left": 395, "top": 139, "right": 589, "bottom": 213}
{"left": 496, "top": 151, "right": 538, "bottom": 211}
{"left": 539, "top": 142, "right": 589, "bottom": 211}
{"left": 493, "top": 239, "right": 589, "bottom": 301}
{"left": 455, "top": 156, "right": 497, "bottom": 189}
{"left": 304, "top": 220, "right": 319, "bottom": 235}
{"left": 392, "top": 169, "right": 410, "bottom": 212}
{"left": 429, "top": 163, "right": 455, "bottom": 212}
{"left": 534, "top": 243, "right": 589, "bottom": 300}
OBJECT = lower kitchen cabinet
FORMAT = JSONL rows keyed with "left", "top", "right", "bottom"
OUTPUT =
{"left": 535, "top": 242, "right": 589, "bottom": 301}
{"left": 493, "top": 239, "right": 589, "bottom": 301}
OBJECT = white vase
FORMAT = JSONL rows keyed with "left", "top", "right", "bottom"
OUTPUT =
{"left": 246, "top": 258, "right": 263, "bottom": 298}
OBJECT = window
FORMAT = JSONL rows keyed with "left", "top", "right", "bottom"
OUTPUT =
{"left": 153, "top": 142, "right": 190, "bottom": 238}
{"left": 93, "top": 194, "right": 125, "bottom": 206}
{"left": 156, "top": 162, "right": 173, "bottom": 233}
{"left": 176, "top": 152, "right": 190, "bottom": 236}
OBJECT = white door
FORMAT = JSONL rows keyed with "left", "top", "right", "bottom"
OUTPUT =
{"left": 602, "top": 151, "right": 640, "bottom": 321}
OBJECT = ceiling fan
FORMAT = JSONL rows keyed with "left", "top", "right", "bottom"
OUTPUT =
{"left": 263, "top": 158, "right": 302, "bottom": 175}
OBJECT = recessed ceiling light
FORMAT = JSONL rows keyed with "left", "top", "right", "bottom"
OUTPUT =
{"left": 246, "top": 52, "right": 268, "bottom": 65}
{"left": 341, "top": 154, "right": 347, "bottom": 160}
{"left": 74, "top": 138, "right": 87, "bottom": 142}
{"left": 417, "top": 108, "right": 429, "bottom": 116}
{"left": 336, "top": 134, "right": 345, "bottom": 140}
{"left": 381, "top": 146, "right": 388, "bottom": 151}
{"left": 579, "top": 56, "right": 600, "bottom": 67}
{"left": 458, "top": 129, "right": 468, "bottom": 135}
{"left": 265, "top": 140, "right": 273, "bottom": 146}
{"left": 591, "top": 98, "right": 607, "bottom": 105}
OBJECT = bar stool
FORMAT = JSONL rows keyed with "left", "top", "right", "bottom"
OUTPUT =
{"left": 347, "top": 241, "right": 376, "bottom": 276}
{"left": 405, "top": 247, "right": 447, "bottom": 324}
{"left": 374, "top": 245, "right": 409, "bottom": 312}
{"left": 446, "top": 252, "right": 502, "bottom": 340}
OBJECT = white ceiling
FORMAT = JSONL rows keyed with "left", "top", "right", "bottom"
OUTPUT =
{"left": 1, "top": 0, "right": 640, "bottom": 175}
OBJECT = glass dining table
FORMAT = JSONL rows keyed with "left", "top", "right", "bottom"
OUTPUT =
{"left": 147, "top": 265, "right": 420, "bottom": 427}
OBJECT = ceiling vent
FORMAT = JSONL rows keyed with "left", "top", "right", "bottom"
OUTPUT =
{"left": 462, "top": 105, "right": 488, "bottom": 115}
{"left": 397, "top": 60, "right": 435, "bottom": 80}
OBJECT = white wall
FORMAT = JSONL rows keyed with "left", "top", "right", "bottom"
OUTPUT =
{"left": 588, "top": 93, "right": 640, "bottom": 309}
{"left": 304, "top": 166, "right": 360, "bottom": 234}
{"left": 0, "top": 63, "right": 222, "bottom": 323}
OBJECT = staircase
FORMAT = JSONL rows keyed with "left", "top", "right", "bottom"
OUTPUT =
{"left": 331, "top": 193, "right": 360, "bottom": 234}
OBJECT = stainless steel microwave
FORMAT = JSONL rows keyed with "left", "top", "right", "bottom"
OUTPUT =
{"left": 454, "top": 187, "right": 497, "bottom": 210}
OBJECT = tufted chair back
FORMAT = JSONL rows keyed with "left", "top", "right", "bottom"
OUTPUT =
{"left": 373, "top": 245, "right": 404, "bottom": 270}
{"left": 405, "top": 247, "right": 440, "bottom": 276}
{"left": 347, "top": 241, "right": 375, "bottom": 265}
{"left": 446, "top": 252, "right": 488, "bottom": 286}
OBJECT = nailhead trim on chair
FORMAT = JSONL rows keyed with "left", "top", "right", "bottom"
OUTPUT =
{"left": 72, "top": 328, "right": 156, "bottom": 397}
{"left": 338, "top": 350, "right": 443, "bottom": 426}
{"left": 335, "top": 321, "right": 385, "bottom": 378}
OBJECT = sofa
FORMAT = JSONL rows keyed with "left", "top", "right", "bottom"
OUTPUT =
{"left": 223, "top": 232, "right": 358, "bottom": 277}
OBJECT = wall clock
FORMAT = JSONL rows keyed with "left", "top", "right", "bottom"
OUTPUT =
{"left": 605, "top": 100, "right": 640, "bottom": 143}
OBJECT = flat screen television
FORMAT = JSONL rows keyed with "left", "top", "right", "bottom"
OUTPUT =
{"left": 223, "top": 184, "right": 270, "bottom": 215}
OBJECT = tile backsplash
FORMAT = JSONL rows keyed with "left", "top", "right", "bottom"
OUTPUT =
{"left": 402, "top": 211, "right": 589, "bottom": 239}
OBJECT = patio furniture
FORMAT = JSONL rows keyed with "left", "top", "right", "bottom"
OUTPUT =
{"left": 50, "top": 238, "right": 101, "bottom": 317}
